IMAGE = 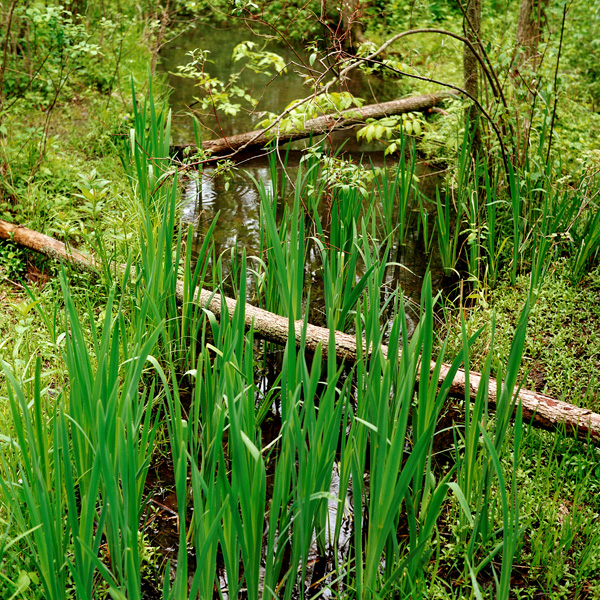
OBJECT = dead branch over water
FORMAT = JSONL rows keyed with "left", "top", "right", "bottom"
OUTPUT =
{"left": 172, "top": 92, "right": 457, "bottom": 158}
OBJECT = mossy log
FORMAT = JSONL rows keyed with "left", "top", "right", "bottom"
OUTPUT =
{"left": 171, "top": 91, "right": 457, "bottom": 158}
{"left": 2, "top": 218, "right": 599, "bottom": 446}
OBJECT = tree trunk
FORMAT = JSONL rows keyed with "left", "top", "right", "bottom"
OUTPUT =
{"left": 0, "top": 0, "right": 19, "bottom": 105}
{"left": 513, "top": 0, "right": 551, "bottom": 165}
{"left": 172, "top": 92, "right": 456, "bottom": 159}
{"left": 1, "top": 218, "right": 599, "bottom": 446}
{"left": 462, "top": 0, "right": 482, "bottom": 146}
{"left": 515, "top": 0, "right": 550, "bottom": 73}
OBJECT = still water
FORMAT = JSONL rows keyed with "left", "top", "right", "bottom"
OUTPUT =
{"left": 160, "top": 24, "right": 443, "bottom": 316}
{"left": 151, "top": 26, "right": 445, "bottom": 591}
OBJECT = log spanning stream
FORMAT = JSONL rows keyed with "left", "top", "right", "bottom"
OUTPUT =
{"left": 0, "top": 218, "right": 598, "bottom": 445}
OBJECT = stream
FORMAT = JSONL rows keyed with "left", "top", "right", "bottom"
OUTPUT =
{"left": 160, "top": 23, "right": 446, "bottom": 311}
{"left": 148, "top": 22, "right": 448, "bottom": 598}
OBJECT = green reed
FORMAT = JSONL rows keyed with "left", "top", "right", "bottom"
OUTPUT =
{"left": 417, "top": 190, "right": 435, "bottom": 254}
{"left": 482, "top": 166, "right": 505, "bottom": 288}
{"left": 0, "top": 268, "right": 164, "bottom": 600}
{"left": 3, "top": 82, "right": 591, "bottom": 600}
{"left": 312, "top": 187, "right": 374, "bottom": 332}
{"left": 254, "top": 165, "right": 307, "bottom": 320}
{"left": 373, "top": 137, "right": 416, "bottom": 244}
{"left": 435, "top": 180, "right": 464, "bottom": 277}
{"left": 567, "top": 177, "right": 600, "bottom": 283}
{"left": 0, "top": 359, "right": 73, "bottom": 600}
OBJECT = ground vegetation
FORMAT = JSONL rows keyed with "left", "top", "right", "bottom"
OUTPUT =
{"left": 0, "top": 1, "right": 599, "bottom": 599}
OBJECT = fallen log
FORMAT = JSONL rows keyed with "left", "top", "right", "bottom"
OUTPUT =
{"left": 172, "top": 91, "right": 457, "bottom": 158}
{"left": 2, "top": 218, "right": 599, "bottom": 446}
{"left": 0, "top": 222, "right": 99, "bottom": 273}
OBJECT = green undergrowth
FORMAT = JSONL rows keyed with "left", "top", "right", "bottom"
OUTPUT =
{"left": 0, "top": 266, "right": 110, "bottom": 423}
{"left": 427, "top": 423, "right": 600, "bottom": 599}
{"left": 429, "top": 260, "right": 600, "bottom": 597}
{"left": 0, "top": 85, "right": 598, "bottom": 599}
{"left": 358, "top": 0, "right": 600, "bottom": 173}
{"left": 1, "top": 3, "right": 600, "bottom": 598}
{"left": 439, "top": 261, "right": 600, "bottom": 412}
{"left": 0, "top": 4, "right": 160, "bottom": 261}
{"left": 0, "top": 91, "right": 149, "bottom": 247}
{"left": 1, "top": 82, "right": 599, "bottom": 598}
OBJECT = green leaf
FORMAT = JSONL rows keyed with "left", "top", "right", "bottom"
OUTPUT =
{"left": 385, "top": 142, "right": 397, "bottom": 155}
{"left": 447, "top": 482, "right": 474, "bottom": 526}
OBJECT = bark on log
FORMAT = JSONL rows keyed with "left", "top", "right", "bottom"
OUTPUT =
{"left": 2, "top": 218, "right": 599, "bottom": 446}
{"left": 0, "top": 221, "right": 98, "bottom": 273}
{"left": 172, "top": 92, "right": 457, "bottom": 158}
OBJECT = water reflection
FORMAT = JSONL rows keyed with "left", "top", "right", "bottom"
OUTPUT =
{"left": 181, "top": 149, "right": 443, "bottom": 329}
{"left": 161, "top": 25, "right": 444, "bottom": 318}
{"left": 160, "top": 24, "right": 393, "bottom": 144}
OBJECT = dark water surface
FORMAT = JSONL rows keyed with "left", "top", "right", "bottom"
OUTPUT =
{"left": 161, "top": 24, "right": 391, "bottom": 143}
{"left": 160, "top": 23, "right": 444, "bottom": 312}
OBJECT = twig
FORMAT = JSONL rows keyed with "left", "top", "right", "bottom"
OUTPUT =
{"left": 545, "top": 2, "right": 568, "bottom": 167}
